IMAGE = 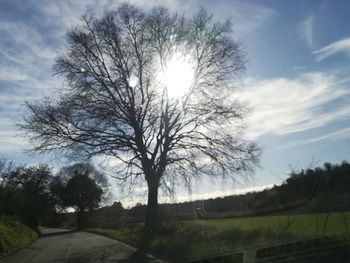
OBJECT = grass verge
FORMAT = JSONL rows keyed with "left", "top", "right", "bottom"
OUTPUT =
{"left": 189, "top": 211, "right": 350, "bottom": 237}
{"left": 0, "top": 216, "right": 38, "bottom": 257}
{"left": 87, "top": 211, "right": 350, "bottom": 261}
{"left": 86, "top": 226, "right": 142, "bottom": 247}
{"left": 88, "top": 222, "right": 295, "bottom": 262}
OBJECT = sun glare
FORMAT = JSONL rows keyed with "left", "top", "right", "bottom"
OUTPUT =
{"left": 159, "top": 52, "right": 194, "bottom": 99}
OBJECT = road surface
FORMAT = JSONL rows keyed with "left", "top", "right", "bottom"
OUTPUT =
{"left": 1, "top": 228, "right": 164, "bottom": 263}
{"left": 38, "top": 227, "right": 72, "bottom": 235}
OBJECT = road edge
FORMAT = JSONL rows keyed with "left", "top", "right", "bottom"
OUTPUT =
{"left": 83, "top": 229, "right": 167, "bottom": 262}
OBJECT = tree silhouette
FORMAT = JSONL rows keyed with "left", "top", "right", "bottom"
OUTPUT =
{"left": 64, "top": 173, "right": 103, "bottom": 229}
{"left": 56, "top": 163, "right": 108, "bottom": 190}
{"left": 51, "top": 163, "right": 107, "bottom": 228}
{"left": 21, "top": 4, "right": 259, "bottom": 237}
{"left": 0, "top": 164, "right": 53, "bottom": 229}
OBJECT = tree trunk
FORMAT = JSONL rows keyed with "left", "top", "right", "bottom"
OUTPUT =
{"left": 144, "top": 178, "right": 159, "bottom": 239}
{"left": 77, "top": 210, "right": 84, "bottom": 230}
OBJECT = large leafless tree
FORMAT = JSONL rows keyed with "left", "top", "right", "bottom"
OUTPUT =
{"left": 21, "top": 4, "right": 259, "bottom": 236}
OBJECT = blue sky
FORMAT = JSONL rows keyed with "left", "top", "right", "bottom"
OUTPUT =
{"left": 1, "top": 0, "right": 350, "bottom": 206}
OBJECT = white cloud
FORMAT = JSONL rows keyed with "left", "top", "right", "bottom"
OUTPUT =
{"left": 41, "top": 0, "right": 275, "bottom": 38}
{"left": 0, "top": 19, "right": 63, "bottom": 155}
{"left": 305, "top": 127, "right": 350, "bottom": 144}
{"left": 313, "top": 37, "right": 350, "bottom": 61}
{"left": 208, "top": 1, "right": 275, "bottom": 38}
{"left": 0, "top": 116, "right": 30, "bottom": 153}
{"left": 0, "top": 131, "right": 28, "bottom": 152}
{"left": 243, "top": 72, "right": 350, "bottom": 138}
{"left": 270, "top": 127, "right": 350, "bottom": 152}
{"left": 300, "top": 13, "right": 314, "bottom": 48}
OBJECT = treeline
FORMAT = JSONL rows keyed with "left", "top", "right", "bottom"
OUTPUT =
{"left": 89, "top": 160, "right": 350, "bottom": 226}
{"left": 2, "top": 159, "right": 349, "bottom": 230}
{"left": 0, "top": 160, "right": 107, "bottom": 230}
{"left": 185, "top": 160, "right": 350, "bottom": 217}
{"left": 178, "top": 160, "right": 350, "bottom": 218}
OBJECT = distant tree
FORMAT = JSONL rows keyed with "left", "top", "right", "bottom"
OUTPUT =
{"left": 64, "top": 173, "right": 103, "bottom": 229}
{"left": 0, "top": 159, "right": 15, "bottom": 215}
{"left": 57, "top": 163, "right": 108, "bottom": 190}
{"left": 0, "top": 164, "right": 53, "bottom": 229}
{"left": 53, "top": 163, "right": 107, "bottom": 228}
{"left": 21, "top": 4, "right": 260, "bottom": 237}
{"left": 2, "top": 164, "right": 51, "bottom": 191}
{"left": 0, "top": 159, "right": 14, "bottom": 177}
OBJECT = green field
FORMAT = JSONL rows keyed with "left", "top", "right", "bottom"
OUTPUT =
{"left": 190, "top": 211, "right": 350, "bottom": 238}
{"left": 89, "top": 211, "right": 350, "bottom": 261}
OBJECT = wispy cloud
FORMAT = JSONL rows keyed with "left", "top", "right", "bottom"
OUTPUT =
{"left": 271, "top": 127, "right": 350, "bottom": 152}
{"left": 210, "top": 1, "right": 275, "bottom": 37}
{"left": 0, "top": 20, "right": 62, "bottom": 156}
{"left": 300, "top": 13, "right": 314, "bottom": 48}
{"left": 243, "top": 73, "right": 350, "bottom": 138}
{"left": 305, "top": 127, "right": 350, "bottom": 144}
{"left": 313, "top": 37, "right": 350, "bottom": 61}
{"left": 32, "top": 0, "right": 275, "bottom": 32}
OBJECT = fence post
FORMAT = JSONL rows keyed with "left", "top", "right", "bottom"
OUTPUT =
{"left": 342, "top": 212, "right": 350, "bottom": 237}
{"left": 322, "top": 212, "right": 331, "bottom": 235}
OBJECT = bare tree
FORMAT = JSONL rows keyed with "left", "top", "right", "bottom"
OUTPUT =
{"left": 21, "top": 4, "right": 259, "bottom": 237}
{"left": 56, "top": 162, "right": 108, "bottom": 190}
{"left": 0, "top": 159, "right": 14, "bottom": 179}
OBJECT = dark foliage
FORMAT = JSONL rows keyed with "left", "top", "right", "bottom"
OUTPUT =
{"left": 51, "top": 163, "right": 107, "bottom": 229}
{"left": 192, "top": 160, "right": 350, "bottom": 217}
{"left": 0, "top": 161, "right": 107, "bottom": 230}
{"left": 86, "top": 160, "right": 350, "bottom": 224}
{"left": 88, "top": 201, "right": 126, "bottom": 228}
{"left": 65, "top": 174, "right": 103, "bottom": 228}
{"left": 0, "top": 163, "right": 57, "bottom": 229}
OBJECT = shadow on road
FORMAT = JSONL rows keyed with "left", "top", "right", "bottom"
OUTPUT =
{"left": 39, "top": 230, "right": 77, "bottom": 238}
{"left": 119, "top": 251, "right": 150, "bottom": 263}
{"left": 64, "top": 251, "right": 151, "bottom": 263}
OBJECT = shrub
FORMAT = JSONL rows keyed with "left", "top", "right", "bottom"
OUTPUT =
{"left": 0, "top": 216, "right": 38, "bottom": 257}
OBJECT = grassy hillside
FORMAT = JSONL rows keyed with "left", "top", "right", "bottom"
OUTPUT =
{"left": 115, "top": 161, "right": 350, "bottom": 222}
{"left": 191, "top": 211, "right": 350, "bottom": 238}
{"left": 0, "top": 217, "right": 38, "bottom": 257}
{"left": 89, "top": 211, "right": 350, "bottom": 261}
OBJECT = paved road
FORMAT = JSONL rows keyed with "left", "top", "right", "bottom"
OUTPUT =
{"left": 38, "top": 227, "right": 72, "bottom": 235}
{"left": 1, "top": 229, "right": 163, "bottom": 263}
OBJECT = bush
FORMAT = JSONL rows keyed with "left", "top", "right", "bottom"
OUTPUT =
{"left": 87, "top": 221, "right": 297, "bottom": 262}
{"left": 149, "top": 222, "right": 296, "bottom": 262}
{"left": 0, "top": 216, "right": 38, "bottom": 257}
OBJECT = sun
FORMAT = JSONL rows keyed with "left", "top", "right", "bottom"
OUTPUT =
{"left": 158, "top": 51, "right": 194, "bottom": 99}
